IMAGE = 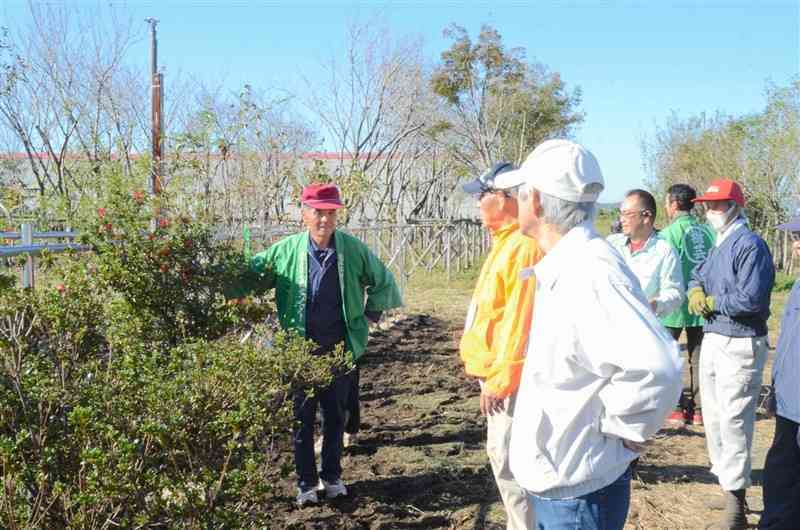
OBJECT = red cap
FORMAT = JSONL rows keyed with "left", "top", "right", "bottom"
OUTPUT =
{"left": 692, "top": 179, "right": 745, "bottom": 207}
{"left": 301, "top": 184, "right": 344, "bottom": 209}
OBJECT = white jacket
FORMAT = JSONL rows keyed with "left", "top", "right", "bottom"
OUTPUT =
{"left": 509, "top": 223, "right": 683, "bottom": 499}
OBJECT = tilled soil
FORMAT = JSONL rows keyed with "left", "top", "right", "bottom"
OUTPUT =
{"left": 267, "top": 313, "right": 774, "bottom": 530}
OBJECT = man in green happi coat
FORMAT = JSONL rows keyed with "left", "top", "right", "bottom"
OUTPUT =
{"left": 236, "top": 183, "right": 402, "bottom": 507}
{"left": 660, "top": 184, "right": 715, "bottom": 427}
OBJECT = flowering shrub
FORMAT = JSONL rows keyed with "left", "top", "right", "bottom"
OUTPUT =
{"left": 0, "top": 177, "right": 347, "bottom": 528}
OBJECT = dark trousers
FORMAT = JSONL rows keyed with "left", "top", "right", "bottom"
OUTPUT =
{"left": 293, "top": 371, "right": 353, "bottom": 491}
{"left": 667, "top": 326, "right": 704, "bottom": 412}
{"left": 345, "top": 364, "right": 360, "bottom": 434}
{"left": 760, "top": 415, "right": 800, "bottom": 530}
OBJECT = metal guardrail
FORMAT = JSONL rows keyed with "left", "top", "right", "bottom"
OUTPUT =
{"left": 0, "top": 243, "right": 90, "bottom": 258}
{"left": 0, "top": 224, "right": 88, "bottom": 288}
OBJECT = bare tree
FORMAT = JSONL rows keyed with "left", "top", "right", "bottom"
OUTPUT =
{"left": 0, "top": 3, "right": 147, "bottom": 210}
{"left": 305, "top": 22, "right": 429, "bottom": 221}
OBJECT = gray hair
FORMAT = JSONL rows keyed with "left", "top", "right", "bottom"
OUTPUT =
{"left": 519, "top": 185, "right": 596, "bottom": 234}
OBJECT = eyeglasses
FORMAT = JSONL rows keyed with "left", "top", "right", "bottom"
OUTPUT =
{"left": 619, "top": 209, "right": 648, "bottom": 219}
{"left": 791, "top": 231, "right": 800, "bottom": 242}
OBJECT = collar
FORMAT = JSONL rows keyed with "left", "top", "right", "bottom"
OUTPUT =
{"left": 626, "top": 231, "right": 657, "bottom": 254}
{"left": 530, "top": 221, "right": 598, "bottom": 290}
{"left": 308, "top": 232, "right": 337, "bottom": 254}
{"left": 715, "top": 217, "right": 746, "bottom": 247}
{"left": 491, "top": 220, "right": 520, "bottom": 241}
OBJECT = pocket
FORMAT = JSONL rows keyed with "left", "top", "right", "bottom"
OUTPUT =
{"left": 725, "top": 337, "right": 764, "bottom": 389}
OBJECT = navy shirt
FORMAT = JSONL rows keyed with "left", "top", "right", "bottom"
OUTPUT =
{"left": 774, "top": 280, "right": 800, "bottom": 423}
{"left": 690, "top": 225, "right": 775, "bottom": 337}
{"left": 306, "top": 236, "right": 347, "bottom": 350}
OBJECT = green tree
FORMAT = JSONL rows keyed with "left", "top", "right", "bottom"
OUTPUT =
{"left": 430, "top": 24, "right": 584, "bottom": 171}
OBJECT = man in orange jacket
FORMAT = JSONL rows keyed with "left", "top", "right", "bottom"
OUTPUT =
{"left": 459, "top": 162, "right": 545, "bottom": 530}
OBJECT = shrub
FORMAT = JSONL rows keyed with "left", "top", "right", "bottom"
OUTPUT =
{"left": 0, "top": 176, "right": 348, "bottom": 528}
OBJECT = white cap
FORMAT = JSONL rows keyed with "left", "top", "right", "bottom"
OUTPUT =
{"left": 493, "top": 139, "right": 604, "bottom": 203}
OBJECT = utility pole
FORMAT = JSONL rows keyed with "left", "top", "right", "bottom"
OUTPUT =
{"left": 146, "top": 17, "right": 163, "bottom": 198}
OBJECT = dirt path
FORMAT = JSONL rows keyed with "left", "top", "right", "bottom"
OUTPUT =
{"left": 269, "top": 313, "right": 775, "bottom": 529}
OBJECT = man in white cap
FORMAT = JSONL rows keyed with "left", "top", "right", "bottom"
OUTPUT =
{"left": 493, "top": 139, "right": 683, "bottom": 530}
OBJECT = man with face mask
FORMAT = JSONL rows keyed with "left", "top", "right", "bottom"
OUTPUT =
{"left": 459, "top": 162, "right": 544, "bottom": 530}
{"left": 688, "top": 179, "right": 776, "bottom": 530}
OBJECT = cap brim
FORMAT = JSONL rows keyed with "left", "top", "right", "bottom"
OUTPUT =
{"left": 493, "top": 168, "right": 527, "bottom": 190}
{"left": 692, "top": 192, "right": 728, "bottom": 203}
{"left": 461, "top": 179, "right": 485, "bottom": 195}
{"left": 302, "top": 200, "right": 343, "bottom": 209}
{"left": 776, "top": 218, "right": 800, "bottom": 231}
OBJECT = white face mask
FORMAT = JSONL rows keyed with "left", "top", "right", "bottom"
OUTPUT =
{"left": 706, "top": 205, "right": 735, "bottom": 232}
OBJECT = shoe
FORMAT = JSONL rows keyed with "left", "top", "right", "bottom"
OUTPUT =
{"left": 296, "top": 488, "right": 319, "bottom": 507}
{"left": 343, "top": 432, "right": 357, "bottom": 448}
{"left": 705, "top": 489, "right": 747, "bottom": 529}
{"left": 314, "top": 436, "right": 323, "bottom": 456}
{"left": 692, "top": 411, "right": 703, "bottom": 426}
{"left": 321, "top": 478, "right": 348, "bottom": 499}
{"left": 665, "top": 410, "right": 687, "bottom": 428}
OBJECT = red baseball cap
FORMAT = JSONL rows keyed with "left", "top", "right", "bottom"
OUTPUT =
{"left": 301, "top": 184, "right": 344, "bottom": 209}
{"left": 692, "top": 179, "right": 746, "bottom": 207}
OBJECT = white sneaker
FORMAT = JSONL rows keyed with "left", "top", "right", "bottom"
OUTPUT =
{"left": 296, "top": 488, "right": 319, "bottom": 507}
{"left": 321, "top": 479, "right": 347, "bottom": 499}
{"left": 314, "top": 436, "right": 323, "bottom": 456}
{"left": 343, "top": 432, "right": 357, "bottom": 447}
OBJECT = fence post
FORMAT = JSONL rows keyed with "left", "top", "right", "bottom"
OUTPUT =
{"left": 21, "top": 223, "right": 34, "bottom": 289}
{"left": 445, "top": 225, "right": 452, "bottom": 282}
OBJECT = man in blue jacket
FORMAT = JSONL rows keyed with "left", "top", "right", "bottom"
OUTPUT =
{"left": 759, "top": 214, "right": 800, "bottom": 530}
{"left": 688, "top": 179, "right": 775, "bottom": 530}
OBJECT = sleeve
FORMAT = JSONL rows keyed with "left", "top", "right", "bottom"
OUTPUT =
{"left": 577, "top": 277, "right": 683, "bottom": 443}
{"left": 483, "top": 242, "right": 545, "bottom": 398}
{"left": 714, "top": 239, "right": 775, "bottom": 318}
{"left": 653, "top": 245, "right": 685, "bottom": 317}
{"left": 361, "top": 244, "right": 403, "bottom": 312}
{"left": 460, "top": 268, "right": 506, "bottom": 377}
{"left": 224, "top": 247, "right": 277, "bottom": 299}
{"left": 688, "top": 252, "right": 709, "bottom": 291}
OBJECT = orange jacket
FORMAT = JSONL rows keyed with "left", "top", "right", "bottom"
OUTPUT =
{"left": 459, "top": 221, "right": 544, "bottom": 398}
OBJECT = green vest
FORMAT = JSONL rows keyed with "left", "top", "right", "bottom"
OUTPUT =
{"left": 246, "top": 230, "right": 402, "bottom": 360}
{"left": 659, "top": 214, "right": 715, "bottom": 328}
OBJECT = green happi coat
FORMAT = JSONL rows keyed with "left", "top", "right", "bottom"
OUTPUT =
{"left": 659, "top": 213, "right": 715, "bottom": 328}
{"left": 244, "top": 230, "right": 402, "bottom": 361}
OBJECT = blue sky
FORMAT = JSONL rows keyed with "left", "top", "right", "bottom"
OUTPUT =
{"left": 3, "top": 0, "right": 799, "bottom": 201}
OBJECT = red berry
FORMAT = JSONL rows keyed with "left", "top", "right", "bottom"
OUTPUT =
{"left": 97, "top": 208, "right": 106, "bottom": 219}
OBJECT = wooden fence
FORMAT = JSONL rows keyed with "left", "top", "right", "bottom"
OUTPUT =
{"left": 239, "top": 221, "right": 490, "bottom": 294}
{"left": 0, "top": 221, "right": 490, "bottom": 292}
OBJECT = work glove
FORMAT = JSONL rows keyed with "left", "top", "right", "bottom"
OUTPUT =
{"left": 687, "top": 287, "right": 709, "bottom": 316}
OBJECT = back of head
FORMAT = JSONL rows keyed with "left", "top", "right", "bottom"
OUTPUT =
{"left": 667, "top": 184, "right": 696, "bottom": 212}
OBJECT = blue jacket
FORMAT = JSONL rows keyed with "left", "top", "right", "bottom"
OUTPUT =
{"left": 689, "top": 225, "right": 775, "bottom": 337}
{"left": 773, "top": 280, "right": 800, "bottom": 423}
